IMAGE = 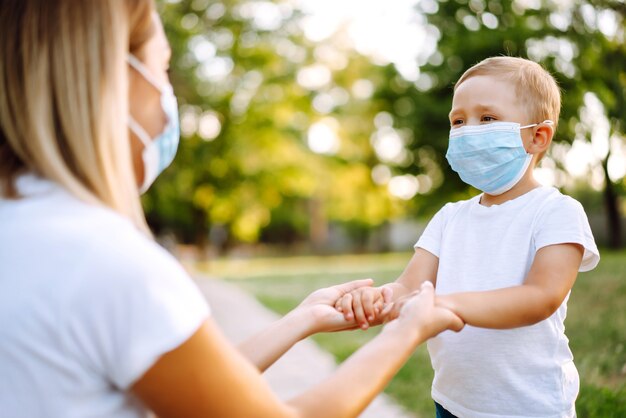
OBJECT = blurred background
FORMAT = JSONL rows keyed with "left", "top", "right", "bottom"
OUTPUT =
{"left": 151, "top": 0, "right": 626, "bottom": 256}
{"left": 152, "top": 0, "right": 625, "bottom": 416}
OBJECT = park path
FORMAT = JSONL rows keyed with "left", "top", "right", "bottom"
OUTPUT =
{"left": 193, "top": 274, "right": 416, "bottom": 418}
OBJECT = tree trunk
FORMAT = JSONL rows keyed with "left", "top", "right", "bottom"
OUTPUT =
{"left": 309, "top": 197, "right": 329, "bottom": 252}
{"left": 602, "top": 157, "right": 623, "bottom": 249}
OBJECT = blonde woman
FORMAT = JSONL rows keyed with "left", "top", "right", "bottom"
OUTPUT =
{"left": 0, "top": 1, "right": 463, "bottom": 417}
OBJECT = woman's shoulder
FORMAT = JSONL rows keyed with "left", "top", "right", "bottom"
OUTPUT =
{"left": 1, "top": 173, "right": 183, "bottom": 280}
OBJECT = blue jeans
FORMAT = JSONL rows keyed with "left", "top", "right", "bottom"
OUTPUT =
{"left": 435, "top": 401, "right": 458, "bottom": 418}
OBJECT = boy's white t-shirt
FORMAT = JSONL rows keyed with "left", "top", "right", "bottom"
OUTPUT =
{"left": 0, "top": 175, "right": 210, "bottom": 418}
{"left": 415, "top": 186, "right": 599, "bottom": 418}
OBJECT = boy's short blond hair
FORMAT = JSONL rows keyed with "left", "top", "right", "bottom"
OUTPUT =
{"left": 455, "top": 57, "right": 561, "bottom": 131}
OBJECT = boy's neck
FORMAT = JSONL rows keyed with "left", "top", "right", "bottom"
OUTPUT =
{"left": 479, "top": 173, "right": 542, "bottom": 207}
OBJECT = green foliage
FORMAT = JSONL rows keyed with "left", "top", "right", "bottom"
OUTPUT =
{"left": 211, "top": 249, "right": 626, "bottom": 417}
{"left": 151, "top": 0, "right": 402, "bottom": 245}
{"left": 577, "top": 384, "right": 626, "bottom": 418}
{"left": 567, "top": 249, "right": 626, "bottom": 387}
{"left": 153, "top": 0, "right": 625, "bottom": 247}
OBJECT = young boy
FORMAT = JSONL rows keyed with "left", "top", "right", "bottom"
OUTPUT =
{"left": 336, "top": 57, "right": 600, "bottom": 417}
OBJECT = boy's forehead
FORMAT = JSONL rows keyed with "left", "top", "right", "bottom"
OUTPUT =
{"left": 451, "top": 74, "right": 519, "bottom": 112}
{"left": 454, "top": 74, "right": 512, "bottom": 96}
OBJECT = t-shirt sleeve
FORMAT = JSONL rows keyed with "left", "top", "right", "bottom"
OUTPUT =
{"left": 70, "top": 237, "right": 211, "bottom": 390}
{"left": 414, "top": 203, "right": 452, "bottom": 257}
{"left": 533, "top": 195, "right": 600, "bottom": 272}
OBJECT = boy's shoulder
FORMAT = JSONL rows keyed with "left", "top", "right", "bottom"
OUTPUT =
{"left": 532, "top": 186, "right": 587, "bottom": 217}
{"left": 439, "top": 193, "right": 481, "bottom": 212}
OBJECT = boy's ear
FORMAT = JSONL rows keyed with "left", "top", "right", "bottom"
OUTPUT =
{"left": 528, "top": 122, "right": 554, "bottom": 156}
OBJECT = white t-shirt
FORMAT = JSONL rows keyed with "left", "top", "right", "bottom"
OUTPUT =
{"left": 415, "top": 186, "right": 599, "bottom": 418}
{"left": 0, "top": 175, "right": 210, "bottom": 418}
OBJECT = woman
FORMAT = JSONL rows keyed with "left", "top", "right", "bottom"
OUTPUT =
{"left": 0, "top": 1, "right": 463, "bottom": 417}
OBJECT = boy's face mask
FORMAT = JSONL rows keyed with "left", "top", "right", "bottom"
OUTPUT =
{"left": 445, "top": 120, "right": 553, "bottom": 195}
{"left": 127, "top": 54, "right": 180, "bottom": 194}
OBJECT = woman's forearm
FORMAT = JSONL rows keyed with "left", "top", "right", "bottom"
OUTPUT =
{"left": 238, "top": 309, "right": 313, "bottom": 372}
{"left": 286, "top": 326, "right": 423, "bottom": 418}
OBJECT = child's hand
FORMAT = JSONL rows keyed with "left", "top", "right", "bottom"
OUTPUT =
{"left": 334, "top": 285, "right": 393, "bottom": 329}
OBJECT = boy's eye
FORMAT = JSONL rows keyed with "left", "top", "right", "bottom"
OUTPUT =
{"left": 451, "top": 119, "right": 464, "bottom": 126}
{"left": 482, "top": 116, "right": 497, "bottom": 122}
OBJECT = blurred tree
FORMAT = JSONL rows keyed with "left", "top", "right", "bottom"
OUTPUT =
{"left": 564, "top": 0, "right": 626, "bottom": 249}
{"left": 150, "top": 0, "right": 403, "bottom": 251}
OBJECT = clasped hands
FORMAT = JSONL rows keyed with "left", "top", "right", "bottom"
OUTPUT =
{"left": 294, "top": 279, "right": 464, "bottom": 339}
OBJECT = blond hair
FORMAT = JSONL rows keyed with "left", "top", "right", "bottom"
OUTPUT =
{"left": 455, "top": 57, "right": 561, "bottom": 131}
{"left": 0, "top": 0, "right": 155, "bottom": 233}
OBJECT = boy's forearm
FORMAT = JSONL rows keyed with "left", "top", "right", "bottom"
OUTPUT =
{"left": 438, "top": 244, "right": 582, "bottom": 329}
{"left": 387, "top": 282, "right": 412, "bottom": 300}
{"left": 391, "top": 248, "right": 440, "bottom": 301}
{"left": 438, "top": 285, "right": 559, "bottom": 329}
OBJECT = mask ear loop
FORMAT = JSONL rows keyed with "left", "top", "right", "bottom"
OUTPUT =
{"left": 128, "top": 116, "right": 153, "bottom": 147}
{"left": 127, "top": 54, "right": 169, "bottom": 145}
{"left": 520, "top": 120, "right": 555, "bottom": 130}
{"left": 127, "top": 54, "right": 164, "bottom": 91}
{"left": 521, "top": 119, "right": 554, "bottom": 162}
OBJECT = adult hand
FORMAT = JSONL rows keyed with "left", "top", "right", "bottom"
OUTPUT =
{"left": 381, "top": 282, "right": 464, "bottom": 340}
{"left": 294, "top": 279, "right": 377, "bottom": 334}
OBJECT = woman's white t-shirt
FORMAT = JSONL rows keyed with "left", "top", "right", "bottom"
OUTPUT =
{"left": 0, "top": 175, "right": 210, "bottom": 418}
{"left": 416, "top": 186, "right": 600, "bottom": 418}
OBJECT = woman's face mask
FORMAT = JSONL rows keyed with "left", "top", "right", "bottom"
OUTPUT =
{"left": 127, "top": 54, "right": 180, "bottom": 193}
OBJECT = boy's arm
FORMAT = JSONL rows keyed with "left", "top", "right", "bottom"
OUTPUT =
{"left": 386, "top": 248, "right": 440, "bottom": 299}
{"left": 437, "top": 243, "right": 583, "bottom": 329}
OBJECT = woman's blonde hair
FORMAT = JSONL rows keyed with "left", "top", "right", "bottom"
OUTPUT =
{"left": 0, "top": 0, "right": 155, "bottom": 233}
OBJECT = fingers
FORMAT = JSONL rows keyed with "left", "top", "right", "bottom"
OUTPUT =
{"left": 380, "top": 301, "right": 393, "bottom": 319}
{"left": 431, "top": 307, "right": 465, "bottom": 334}
{"left": 373, "top": 298, "right": 384, "bottom": 320}
{"left": 381, "top": 302, "right": 400, "bottom": 322}
{"left": 381, "top": 290, "right": 417, "bottom": 322}
{"left": 361, "top": 290, "right": 379, "bottom": 323}
{"left": 351, "top": 292, "right": 369, "bottom": 329}
{"left": 391, "top": 288, "right": 429, "bottom": 326}
{"left": 447, "top": 311, "right": 465, "bottom": 332}
{"left": 332, "top": 282, "right": 389, "bottom": 329}
{"left": 381, "top": 285, "right": 393, "bottom": 304}
{"left": 334, "top": 295, "right": 344, "bottom": 312}
{"left": 381, "top": 280, "right": 465, "bottom": 338}
{"left": 334, "top": 278, "right": 374, "bottom": 296}
{"left": 419, "top": 280, "right": 434, "bottom": 294}
{"left": 340, "top": 293, "right": 354, "bottom": 321}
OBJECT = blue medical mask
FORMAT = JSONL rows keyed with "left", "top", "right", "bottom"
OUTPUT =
{"left": 446, "top": 120, "right": 552, "bottom": 195}
{"left": 127, "top": 54, "right": 180, "bottom": 193}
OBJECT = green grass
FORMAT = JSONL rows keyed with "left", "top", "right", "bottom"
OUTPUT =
{"left": 198, "top": 250, "right": 626, "bottom": 417}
